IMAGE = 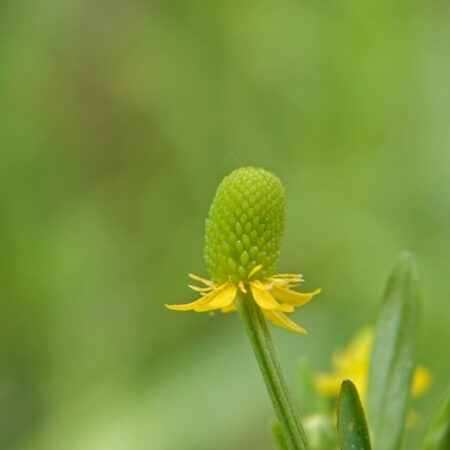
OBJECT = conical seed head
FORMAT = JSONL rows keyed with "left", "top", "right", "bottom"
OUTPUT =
{"left": 204, "top": 167, "right": 286, "bottom": 284}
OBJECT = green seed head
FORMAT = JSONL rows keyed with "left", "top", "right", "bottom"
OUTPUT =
{"left": 204, "top": 167, "right": 286, "bottom": 284}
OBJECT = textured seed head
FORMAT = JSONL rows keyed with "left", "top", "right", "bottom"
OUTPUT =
{"left": 204, "top": 167, "right": 286, "bottom": 283}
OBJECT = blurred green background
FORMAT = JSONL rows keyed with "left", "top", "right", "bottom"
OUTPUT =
{"left": 1, "top": 1, "right": 449, "bottom": 449}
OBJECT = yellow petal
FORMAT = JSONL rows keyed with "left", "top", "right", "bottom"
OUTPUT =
{"left": 188, "top": 284, "right": 214, "bottom": 292}
{"left": 272, "top": 273, "right": 303, "bottom": 279}
{"left": 333, "top": 327, "right": 372, "bottom": 372}
{"left": 195, "top": 284, "right": 237, "bottom": 312}
{"left": 314, "top": 373, "right": 343, "bottom": 397}
{"left": 280, "top": 304, "right": 295, "bottom": 312}
{"left": 411, "top": 365, "right": 432, "bottom": 397}
{"left": 221, "top": 304, "right": 237, "bottom": 313}
{"left": 281, "top": 283, "right": 302, "bottom": 288}
{"left": 272, "top": 287, "right": 321, "bottom": 307}
{"left": 315, "top": 372, "right": 367, "bottom": 402}
{"left": 248, "top": 264, "right": 263, "bottom": 279}
{"left": 262, "top": 309, "right": 307, "bottom": 334}
{"left": 165, "top": 287, "right": 220, "bottom": 311}
{"left": 166, "top": 283, "right": 227, "bottom": 311}
{"left": 238, "top": 281, "right": 247, "bottom": 294}
{"left": 250, "top": 281, "right": 285, "bottom": 310}
{"left": 266, "top": 275, "right": 304, "bottom": 290}
{"left": 188, "top": 273, "right": 216, "bottom": 287}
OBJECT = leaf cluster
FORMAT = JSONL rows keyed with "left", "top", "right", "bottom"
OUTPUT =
{"left": 273, "top": 252, "right": 449, "bottom": 450}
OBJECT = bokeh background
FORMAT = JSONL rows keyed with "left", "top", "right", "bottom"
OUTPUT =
{"left": 1, "top": 1, "right": 449, "bottom": 449}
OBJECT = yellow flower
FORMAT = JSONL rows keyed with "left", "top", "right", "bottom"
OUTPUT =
{"left": 315, "top": 327, "right": 432, "bottom": 403}
{"left": 166, "top": 264, "right": 321, "bottom": 334}
{"left": 166, "top": 167, "right": 321, "bottom": 334}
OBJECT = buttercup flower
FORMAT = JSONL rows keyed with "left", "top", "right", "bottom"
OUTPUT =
{"left": 315, "top": 327, "right": 432, "bottom": 402}
{"left": 165, "top": 167, "right": 320, "bottom": 334}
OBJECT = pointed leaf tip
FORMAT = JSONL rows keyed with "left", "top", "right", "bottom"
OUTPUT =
{"left": 394, "top": 250, "right": 418, "bottom": 279}
{"left": 367, "top": 251, "right": 422, "bottom": 450}
{"left": 337, "top": 380, "right": 372, "bottom": 450}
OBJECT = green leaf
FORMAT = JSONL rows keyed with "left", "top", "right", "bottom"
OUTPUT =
{"left": 337, "top": 380, "right": 372, "bottom": 450}
{"left": 272, "top": 421, "right": 289, "bottom": 450}
{"left": 296, "top": 359, "right": 329, "bottom": 417}
{"left": 367, "top": 251, "right": 421, "bottom": 450}
{"left": 420, "top": 387, "right": 450, "bottom": 450}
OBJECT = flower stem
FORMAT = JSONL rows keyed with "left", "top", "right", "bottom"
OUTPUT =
{"left": 236, "top": 294, "right": 310, "bottom": 450}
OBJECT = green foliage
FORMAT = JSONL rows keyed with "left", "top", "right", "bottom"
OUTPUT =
{"left": 367, "top": 252, "right": 421, "bottom": 450}
{"left": 295, "top": 360, "right": 338, "bottom": 450}
{"left": 1, "top": 1, "right": 449, "bottom": 449}
{"left": 420, "top": 388, "right": 450, "bottom": 450}
{"left": 272, "top": 421, "right": 289, "bottom": 450}
{"left": 205, "top": 167, "right": 286, "bottom": 283}
{"left": 337, "top": 380, "right": 371, "bottom": 450}
{"left": 296, "top": 360, "right": 328, "bottom": 417}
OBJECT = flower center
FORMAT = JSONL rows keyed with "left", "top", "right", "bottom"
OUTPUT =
{"left": 204, "top": 167, "right": 286, "bottom": 284}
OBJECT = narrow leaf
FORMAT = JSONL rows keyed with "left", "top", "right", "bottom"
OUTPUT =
{"left": 337, "top": 380, "right": 372, "bottom": 450}
{"left": 367, "top": 251, "right": 421, "bottom": 450}
{"left": 420, "top": 387, "right": 450, "bottom": 450}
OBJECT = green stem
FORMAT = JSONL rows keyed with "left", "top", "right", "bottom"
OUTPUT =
{"left": 236, "top": 294, "right": 310, "bottom": 450}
